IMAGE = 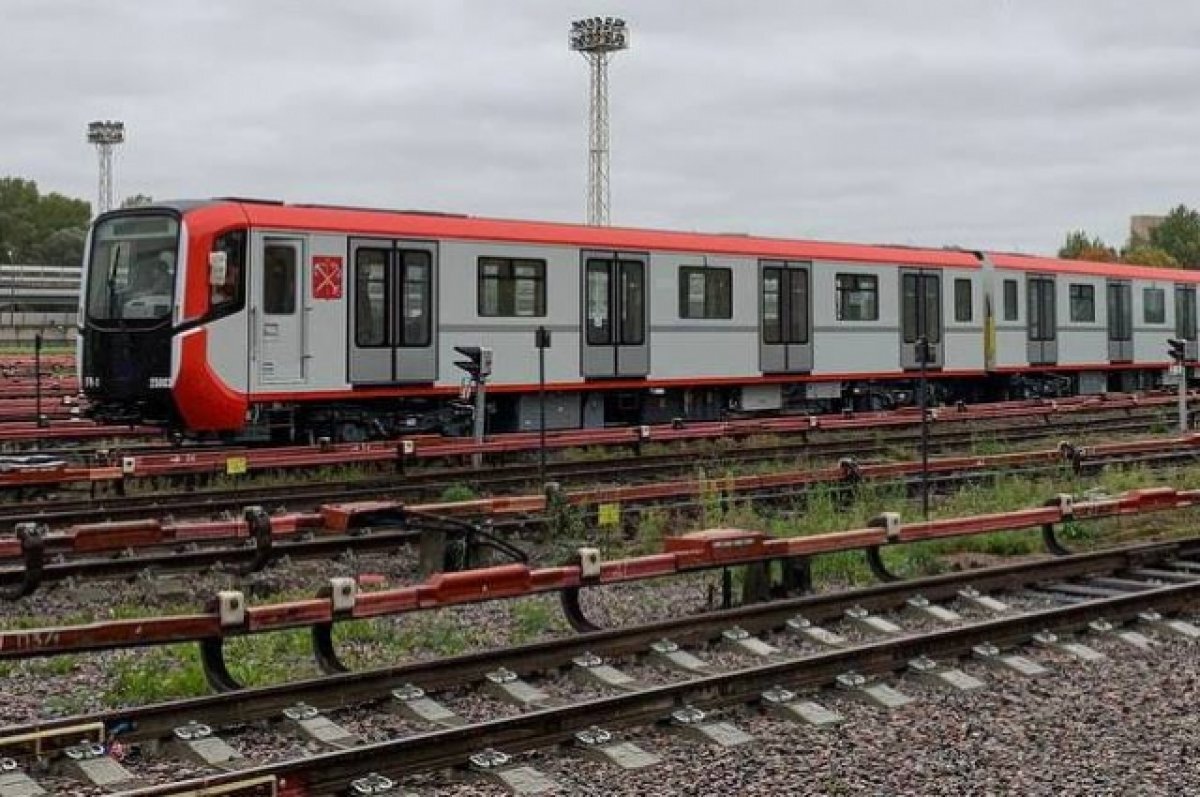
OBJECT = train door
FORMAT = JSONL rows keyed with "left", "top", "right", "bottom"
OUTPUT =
{"left": 348, "top": 239, "right": 438, "bottom": 383}
{"left": 1107, "top": 279, "right": 1132, "bottom": 362}
{"left": 1176, "top": 284, "right": 1197, "bottom": 360}
{"left": 758, "top": 260, "right": 812, "bottom": 373}
{"left": 254, "top": 236, "right": 307, "bottom": 385}
{"left": 1027, "top": 274, "right": 1057, "bottom": 366}
{"left": 899, "top": 268, "right": 943, "bottom": 369}
{"left": 580, "top": 251, "right": 650, "bottom": 378}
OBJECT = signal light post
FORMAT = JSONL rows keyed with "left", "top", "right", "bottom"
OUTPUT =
{"left": 454, "top": 346, "right": 492, "bottom": 468}
{"left": 1168, "top": 338, "right": 1188, "bottom": 433}
{"left": 917, "top": 335, "right": 931, "bottom": 519}
{"left": 535, "top": 326, "right": 552, "bottom": 488}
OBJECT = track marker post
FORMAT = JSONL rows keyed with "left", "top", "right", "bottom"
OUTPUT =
{"left": 453, "top": 346, "right": 492, "bottom": 469}
{"left": 917, "top": 334, "right": 931, "bottom": 519}
{"left": 535, "top": 326, "right": 552, "bottom": 489}
{"left": 1168, "top": 338, "right": 1187, "bottom": 433}
{"left": 34, "top": 332, "right": 45, "bottom": 428}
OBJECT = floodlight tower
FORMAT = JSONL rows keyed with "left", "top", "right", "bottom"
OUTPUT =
{"left": 86, "top": 120, "right": 125, "bottom": 215}
{"left": 569, "top": 17, "right": 629, "bottom": 226}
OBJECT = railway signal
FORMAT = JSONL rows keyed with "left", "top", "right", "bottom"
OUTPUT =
{"left": 454, "top": 346, "right": 492, "bottom": 468}
{"left": 1168, "top": 338, "right": 1188, "bottom": 432}
{"left": 453, "top": 346, "right": 493, "bottom": 382}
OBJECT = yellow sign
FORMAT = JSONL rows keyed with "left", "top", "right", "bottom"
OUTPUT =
{"left": 597, "top": 502, "right": 621, "bottom": 527}
{"left": 225, "top": 456, "right": 248, "bottom": 476}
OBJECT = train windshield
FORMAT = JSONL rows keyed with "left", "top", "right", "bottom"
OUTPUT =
{"left": 86, "top": 214, "right": 180, "bottom": 321}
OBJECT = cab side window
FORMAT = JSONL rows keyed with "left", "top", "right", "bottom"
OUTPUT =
{"left": 210, "top": 229, "right": 247, "bottom": 314}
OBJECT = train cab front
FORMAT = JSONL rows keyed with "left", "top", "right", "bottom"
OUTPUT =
{"left": 80, "top": 211, "right": 181, "bottom": 427}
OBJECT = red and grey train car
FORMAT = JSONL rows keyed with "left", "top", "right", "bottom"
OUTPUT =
{"left": 78, "top": 199, "right": 1200, "bottom": 439}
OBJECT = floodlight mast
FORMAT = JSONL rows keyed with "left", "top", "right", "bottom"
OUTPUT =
{"left": 86, "top": 120, "right": 126, "bottom": 215}
{"left": 569, "top": 17, "right": 629, "bottom": 226}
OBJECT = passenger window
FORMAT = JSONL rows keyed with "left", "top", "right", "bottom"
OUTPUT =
{"left": 400, "top": 251, "right": 431, "bottom": 347}
{"left": 263, "top": 245, "right": 296, "bottom": 315}
{"left": 586, "top": 259, "right": 611, "bottom": 345}
{"left": 1069, "top": 284, "right": 1095, "bottom": 323}
{"left": 1144, "top": 287, "right": 1166, "bottom": 324}
{"left": 210, "top": 229, "right": 246, "bottom": 312}
{"left": 679, "top": 266, "right": 732, "bottom": 319}
{"left": 835, "top": 274, "right": 878, "bottom": 321}
{"left": 355, "top": 249, "right": 388, "bottom": 347}
{"left": 478, "top": 257, "right": 546, "bottom": 317}
{"left": 619, "top": 259, "right": 645, "bottom": 345}
{"left": 954, "top": 278, "right": 972, "bottom": 323}
{"left": 762, "top": 268, "right": 782, "bottom": 344}
{"left": 1003, "top": 279, "right": 1018, "bottom": 321}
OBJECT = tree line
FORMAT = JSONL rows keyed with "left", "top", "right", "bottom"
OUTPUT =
{"left": 1059, "top": 204, "right": 1200, "bottom": 269}
{"left": 0, "top": 177, "right": 153, "bottom": 270}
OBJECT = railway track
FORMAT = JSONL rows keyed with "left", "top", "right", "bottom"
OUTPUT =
{"left": 0, "top": 405, "right": 1178, "bottom": 526}
{"left": 0, "top": 392, "right": 1187, "bottom": 492}
{"left": 3, "top": 536, "right": 1198, "bottom": 795}
{"left": 3, "top": 433, "right": 1199, "bottom": 598}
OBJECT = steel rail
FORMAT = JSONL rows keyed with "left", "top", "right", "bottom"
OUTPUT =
{"left": 110, "top": 566, "right": 1200, "bottom": 796}
{"left": 4, "top": 536, "right": 1190, "bottom": 745}
{"left": 0, "top": 393, "right": 1187, "bottom": 490}
{"left": 1, "top": 437, "right": 1197, "bottom": 599}
{"left": 0, "top": 407, "right": 1166, "bottom": 535}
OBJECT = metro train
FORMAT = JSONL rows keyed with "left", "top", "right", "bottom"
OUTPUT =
{"left": 79, "top": 199, "right": 1199, "bottom": 440}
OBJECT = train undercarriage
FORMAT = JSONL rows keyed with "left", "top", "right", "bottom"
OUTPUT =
{"left": 156, "top": 368, "right": 1171, "bottom": 444}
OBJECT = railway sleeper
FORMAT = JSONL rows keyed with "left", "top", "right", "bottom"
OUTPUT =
{"left": 6, "top": 557, "right": 1199, "bottom": 794}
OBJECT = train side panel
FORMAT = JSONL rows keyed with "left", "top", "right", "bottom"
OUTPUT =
{"left": 810, "top": 261, "right": 900, "bottom": 375}
{"left": 942, "top": 266, "right": 985, "bottom": 373}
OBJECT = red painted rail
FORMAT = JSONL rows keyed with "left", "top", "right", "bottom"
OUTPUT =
{"left": 0, "top": 392, "right": 1183, "bottom": 489}
{"left": 1, "top": 485, "right": 1195, "bottom": 659}
{"left": 4, "top": 431, "right": 1197, "bottom": 563}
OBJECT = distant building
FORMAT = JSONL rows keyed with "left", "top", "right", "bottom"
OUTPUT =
{"left": 0, "top": 263, "right": 80, "bottom": 344}
{"left": 1130, "top": 214, "right": 1165, "bottom": 244}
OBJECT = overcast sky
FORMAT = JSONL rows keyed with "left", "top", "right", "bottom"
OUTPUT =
{"left": 4, "top": 1, "right": 1199, "bottom": 254}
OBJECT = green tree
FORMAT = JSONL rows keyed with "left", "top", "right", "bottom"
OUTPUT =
{"left": 0, "top": 177, "right": 91, "bottom": 265}
{"left": 1122, "top": 244, "right": 1180, "bottom": 269}
{"left": 1148, "top": 204, "right": 1200, "bottom": 268}
{"left": 34, "top": 227, "right": 88, "bottom": 267}
{"left": 1058, "top": 230, "right": 1117, "bottom": 262}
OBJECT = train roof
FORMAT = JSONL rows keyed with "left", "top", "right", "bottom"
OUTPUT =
{"left": 163, "top": 198, "right": 1200, "bottom": 283}
{"left": 989, "top": 251, "right": 1200, "bottom": 284}
{"left": 183, "top": 198, "right": 983, "bottom": 269}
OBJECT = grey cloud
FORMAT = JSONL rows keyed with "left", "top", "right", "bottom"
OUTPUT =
{"left": 3, "top": 0, "right": 1200, "bottom": 254}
